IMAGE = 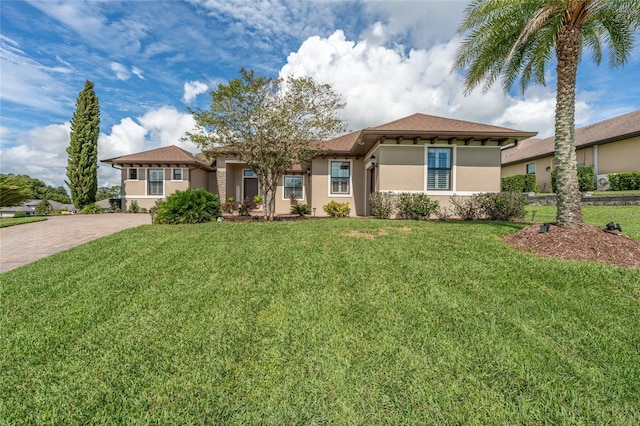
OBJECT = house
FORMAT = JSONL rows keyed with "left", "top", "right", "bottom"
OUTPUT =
{"left": 0, "top": 199, "right": 75, "bottom": 217}
{"left": 102, "top": 113, "right": 536, "bottom": 216}
{"left": 501, "top": 110, "right": 640, "bottom": 192}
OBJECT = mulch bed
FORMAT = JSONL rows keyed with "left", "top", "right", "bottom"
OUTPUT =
{"left": 503, "top": 224, "right": 640, "bottom": 269}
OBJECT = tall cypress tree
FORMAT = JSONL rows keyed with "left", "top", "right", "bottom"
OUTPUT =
{"left": 66, "top": 80, "right": 100, "bottom": 209}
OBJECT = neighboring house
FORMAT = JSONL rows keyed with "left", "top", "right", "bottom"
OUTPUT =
{"left": 102, "top": 113, "right": 536, "bottom": 216}
{"left": 0, "top": 199, "right": 74, "bottom": 217}
{"left": 501, "top": 110, "right": 640, "bottom": 192}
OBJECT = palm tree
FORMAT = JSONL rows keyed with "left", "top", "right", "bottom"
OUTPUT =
{"left": 452, "top": 0, "right": 639, "bottom": 227}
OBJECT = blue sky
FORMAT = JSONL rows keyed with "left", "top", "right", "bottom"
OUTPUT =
{"left": 1, "top": 0, "right": 639, "bottom": 189}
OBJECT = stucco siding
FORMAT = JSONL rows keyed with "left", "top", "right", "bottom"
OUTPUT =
{"left": 597, "top": 137, "right": 640, "bottom": 174}
{"left": 310, "top": 157, "right": 364, "bottom": 216}
{"left": 378, "top": 146, "right": 424, "bottom": 191}
{"left": 190, "top": 168, "right": 209, "bottom": 191}
{"left": 456, "top": 147, "right": 501, "bottom": 192}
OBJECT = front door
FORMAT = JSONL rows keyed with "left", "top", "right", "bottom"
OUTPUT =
{"left": 243, "top": 177, "right": 259, "bottom": 204}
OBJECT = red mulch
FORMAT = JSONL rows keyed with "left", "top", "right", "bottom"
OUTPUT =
{"left": 503, "top": 224, "right": 640, "bottom": 269}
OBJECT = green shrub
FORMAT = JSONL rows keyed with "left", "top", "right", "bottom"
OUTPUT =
{"left": 291, "top": 204, "right": 311, "bottom": 216}
{"left": 608, "top": 172, "right": 640, "bottom": 191}
{"left": 551, "top": 166, "right": 595, "bottom": 192}
{"left": 450, "top": 196, "right": 483, "bottom": 221}
{"left": 475, "top": 192, "right": 527, "bottom": 221}
{"left": 253, "top": 194, "right": 263, "bottom": 205}
{"left": 80, "top": 204, "right": 103, "bottom": 214}
{"left": 501, "top": 174, "right": 539, "bottom": 193}
{"left": 369, "top": 192, "right": 396, "bottom": 219}
{"left": 129, "top": 200, "right": 140, "bottom": 213}
{"left": 109, "top": 198, "right": 122, "bottom": 211}
{"left": 396, "top": 193, "right": 439, "bottom": 220}
{"left": 12, "top": 211, "right": 27, "bottom": 218}
{"left": 153, "top": 189, "right": 220, "bottom": 224}
{"left": 323, "top": 200, "right": 350, "bottom": 218}
{"left": 35, "top": 200, "right": 52, "bottom": 216}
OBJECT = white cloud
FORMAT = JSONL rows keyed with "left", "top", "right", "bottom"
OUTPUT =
{"left": 0, "top": 126, "right": 9, "bottom": 140}
{"left": 280, "top": 30, "right": 564, "bottom": 136}
{"left": 132, "top": 66, "right": 144, "bottom": 79}
{"left": 137, "top": 106, "right": 198, "bottom": 151}
{"left": 110, "top": 62, "right": 130, "bottom": 81}
{"left": 182, "top": 80, "right": 208, "bottom": 103}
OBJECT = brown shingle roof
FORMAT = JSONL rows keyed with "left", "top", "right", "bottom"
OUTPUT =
{"left": 501, "top": 109, "right": 640, "bottom": 165}
{"left": 322, "top": 113, "right": 536, "bottom": 156}
{"left": 102, "top": 145, "right": 215, "bottom": 171}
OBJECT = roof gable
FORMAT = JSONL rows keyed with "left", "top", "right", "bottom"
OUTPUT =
{"left": 102, "top": 145, "right": 215, "bottom": 170}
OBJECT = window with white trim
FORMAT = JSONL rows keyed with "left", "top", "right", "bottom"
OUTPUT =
{"left": 283, "top": 176, "right": 303, "bottom": 200}
{"left": 330, "top": 161, "right": 351, "bottom": 194}
{"left": 427, "top": 147, "right": 452, "bottom": 190}
{"left": 172, "top": 168, "right": 183, "bottom": 181}
{"left": 526, "top": 163, "right": 536, "bottom": 174}
{"left": 128, "top": 168, "right": 138, "bottom": 180}
{"left": 148, "top": 169, "right": 164, "bottom": 196}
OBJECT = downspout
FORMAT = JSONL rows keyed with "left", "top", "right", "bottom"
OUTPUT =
{"left": 592, "top": 145, "right": 599, "bottom": 189}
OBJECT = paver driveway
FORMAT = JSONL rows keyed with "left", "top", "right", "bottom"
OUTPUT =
{"left": 0, "top": 214, "right": 151, "bottom": 273}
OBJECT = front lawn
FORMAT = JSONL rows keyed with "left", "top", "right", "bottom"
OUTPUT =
{"left": 1, "top": 217, "right": 639, "bottom": 424}
{"left": 526, "top": 205, "right": 640, "bottom": 240}
{"left": 0, "top": 216, "right": 46, "bottom": 228}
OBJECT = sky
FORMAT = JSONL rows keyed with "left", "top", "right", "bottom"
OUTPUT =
{"left": 1, "top": 0, "right": 639, "bottom": 190}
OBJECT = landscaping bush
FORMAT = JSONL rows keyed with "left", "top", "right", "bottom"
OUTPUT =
{"left": 35, "top": 200, "right": 52, "bottom": 216}
{"left": 291, "top": 204, "right": 311, "bottom": 216}
{"left": 551, "top": 166, "right": 595, "bottom": 192}
{"left": 475, "top": 192, "right": 527, "bottom": 221}
{"left": 238, "top": 198, "right": 252, "bottom": 216}
{"left": 396, "top": 193, "right": 439, "bottom": 220}
{"left": 80, "top": 204, "right": 103, "bottom": 214}
{"left": 369, "top": 192, "right": 395, "bottom": 219}
{"left": 129, "top": 200, "right": 140, "bottom": 213}
{"left": 450, "top": 196, "right": 483, "bottom": 221}
{"left": 608, "top": 171, "right": 640, "bottom": 191}
{"left": 12, "top": 211, "right": 27, "bottom": 218}
{"left": 153, "top": 189, "right": 220, "bottom": 224}
{"left": 501, "top": 174, "right": 539, "bottom": 193}
{"left": 323, "top": 200, "right": 350, "bottom": 217}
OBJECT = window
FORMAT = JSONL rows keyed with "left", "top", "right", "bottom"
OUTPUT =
{"left": 330, "top": 161, "right": 351, "bottom": 194}
{"left": 243, "top": 170, "right": 256, "bottom": 177}
{"left": 283, "top": 176, "right": 304, "bottom": 200}
{"left": 427, "top": 148, "right": 452, "bottom": 190}
{"left": 148, "top": 169, "right": 164, "bottom": 196}
{"left": 526, "top": 163, "right": 536, "bottom": 174}
{"left": 172, "top": 168, "right": 183, "bottom": 181}
{"left": 128, "top": 168, "right": 138, "bottom": 180}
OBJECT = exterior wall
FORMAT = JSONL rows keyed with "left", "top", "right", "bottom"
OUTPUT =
{"left": 165, "top": 168, "right": 189, "bottom": 195}
{"left": 310, "top": 157, "right": 364, "bottom": 216}
{"left": 378, "top": 145, "right": 424, "bottom": 191}
{"left": 456, "top": 147, "right": 501, "bottom": 192}
{"left": 275, "top": 173, "right": 311, "bottom": 214}
{"left": 597, "top": 137, "right": 640, "bottom": 174}
{"left": 122, "top": 166, "right": 196, "bottom": 211}
{"left": 502, "top": 157, "right": 555, "bottom": 192}
{"left": 190, "top": 168, "right": 209, "bottom": 191}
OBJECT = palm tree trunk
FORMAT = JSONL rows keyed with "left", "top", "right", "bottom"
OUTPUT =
{"left": 553, "top": 23, "right": 584, "bottom": 227}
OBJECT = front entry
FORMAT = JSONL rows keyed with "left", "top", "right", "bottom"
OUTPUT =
{"left": 243, "top": 170, "right": 259, "bottom": 204}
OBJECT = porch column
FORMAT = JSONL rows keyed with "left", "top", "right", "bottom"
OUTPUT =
{"left": 216, "top": 162, "right": 227, "bottom": 202}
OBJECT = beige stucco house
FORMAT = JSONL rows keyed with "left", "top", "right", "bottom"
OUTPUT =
{"left": 102, "top": 113, "right": 536, "bottom": 216}
{"left": 501, "top": 110, "right": 640, "bottom": 192}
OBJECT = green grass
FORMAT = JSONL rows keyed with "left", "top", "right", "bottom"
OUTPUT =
{"left": 1, "top": 215, "right": 639, "bottom": 424}
{"left": 526, "top": 205, "right": 640, "bottom": 240}
{"left": 0, "top": 216, "right": 46, "bottom": 228}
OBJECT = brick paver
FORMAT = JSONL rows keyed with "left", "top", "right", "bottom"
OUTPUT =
{"left": 0, "top": 214, "right": 151, "bottom": 273}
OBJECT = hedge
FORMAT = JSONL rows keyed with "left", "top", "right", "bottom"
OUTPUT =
{"left": 501, "top": 174, "right": 539, "bottom": 193}
{"left": 607, "top": 172, "right": 640, "bottom": 191}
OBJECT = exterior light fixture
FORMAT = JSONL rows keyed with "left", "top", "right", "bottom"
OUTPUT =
{"left": 306, "top": 168, "right": 311, "bottom": 176}
{"left": 370, "top": 155, "right": 377, "bottom": 166}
